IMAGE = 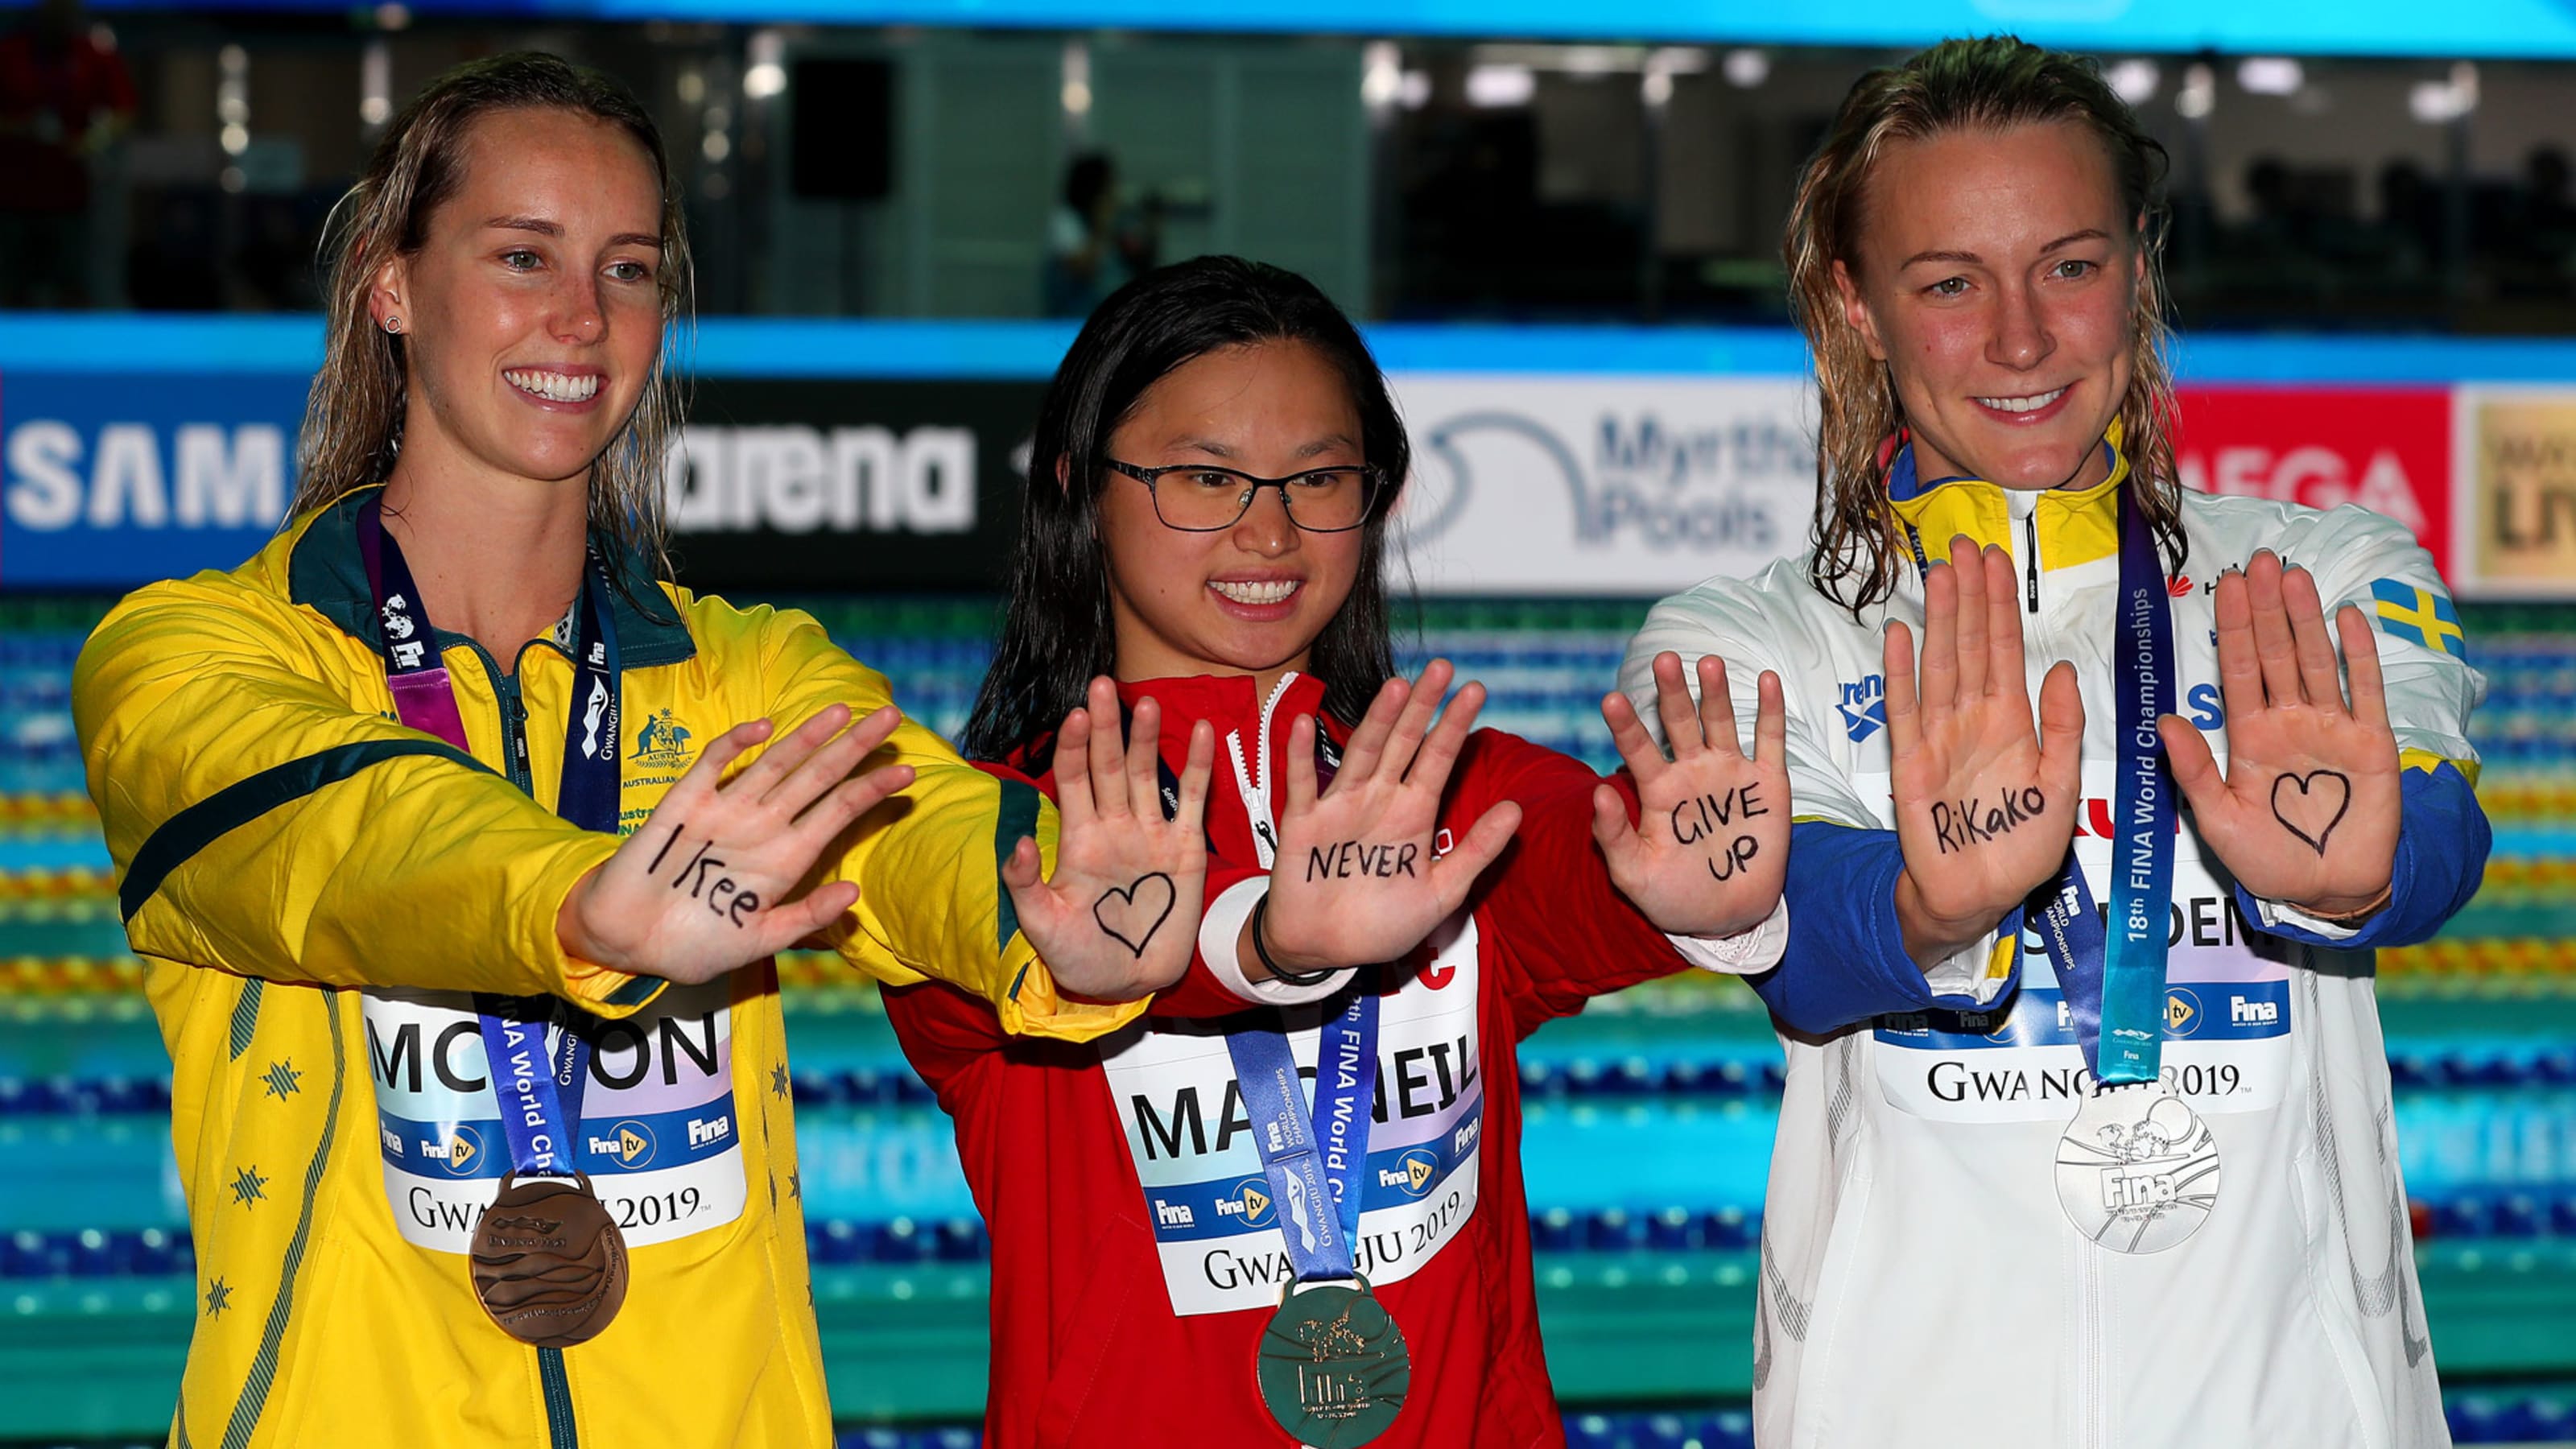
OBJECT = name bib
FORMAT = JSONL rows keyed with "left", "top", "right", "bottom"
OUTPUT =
{"left": 1101, "top": 917, "right": 1485, "bottom": 1317}
{"left": 364, "top": 980, "right": 747, "bottom": 1251}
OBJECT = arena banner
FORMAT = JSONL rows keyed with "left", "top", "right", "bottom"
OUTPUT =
{"left": 2457, "top": 389, "right": 2576, "bottom": 600}
{"left": 2171, "top": 385, "right": 2455, "bottom": 578}
{"left": 1385, "top": 374, "right": 1819, "bottom": 596}
{"left": 665, "top": 377, "right": 1045, "bottom": 591}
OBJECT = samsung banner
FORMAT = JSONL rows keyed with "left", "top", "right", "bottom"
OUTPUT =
{"left": 0, "top": 370, "right": 309, "bottom": 588}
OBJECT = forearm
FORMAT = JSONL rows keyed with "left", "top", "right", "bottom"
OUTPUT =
{"left": 80, "top": 600, "right": 649, "bottom": 1005}
{"left": 1753, "top": 821, "right": 2021, "bottom": 1035}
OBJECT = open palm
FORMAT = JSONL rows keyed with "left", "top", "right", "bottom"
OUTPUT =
{"left": 1003, "top": 677, "right": 1216, "bottom": 1002}
{"left": 2158, "top": 551, "right": 2399, "bottom": 918}
{"left": 1596, "top": 651, "right": 1790, "bottom": 937}
{"left": 1257, "top": 660, "right": 1521, "bottom": 976}
{"left": 561, "top": 704, "right": 916, "bottom": 986}
{"left": 1886, "top": 538, "right": 2085, "bottom": 945}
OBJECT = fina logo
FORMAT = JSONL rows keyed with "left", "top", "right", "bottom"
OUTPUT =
{"left": 1398, "top": 407, "right": 1802, "bottom": 552}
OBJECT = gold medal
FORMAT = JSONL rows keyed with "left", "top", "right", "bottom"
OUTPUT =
{"left": 1254, "top": 1277, "right": 1410, "bottom": 1447}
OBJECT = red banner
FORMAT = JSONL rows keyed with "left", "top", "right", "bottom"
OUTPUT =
{"left": 2174, "top": 385, "right": 2454, "bottom": 576}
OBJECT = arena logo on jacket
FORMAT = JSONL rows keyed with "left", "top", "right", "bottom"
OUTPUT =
{"left": 1100, "top": 918, "right": 1485, "bottom": 1316}
{"left": 1870, "top": 764, "right": 2296, "bottom": 1125}
{"left": 361, "top": 982, "right": 747, "bottom": 1251}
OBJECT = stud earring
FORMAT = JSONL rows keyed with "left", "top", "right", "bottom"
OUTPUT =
{"left": 385, "top": 316, "right": 402, "bottom": 333}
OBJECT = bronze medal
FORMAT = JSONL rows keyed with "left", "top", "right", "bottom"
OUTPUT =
{"left": 469, "top": 1172, "right": 628, "bottom": 1347}
{"left": 1254, "top": 1278, "right": 1410, "bottom": 1447}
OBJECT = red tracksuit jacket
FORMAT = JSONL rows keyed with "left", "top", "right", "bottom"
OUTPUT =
{"left": 884, "top": 671, "right": 1693, "bottom": 1447}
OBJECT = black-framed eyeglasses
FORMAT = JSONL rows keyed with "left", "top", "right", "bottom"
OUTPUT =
{"left": 1105, "top": 459, "right": 1385, "bottom": 533}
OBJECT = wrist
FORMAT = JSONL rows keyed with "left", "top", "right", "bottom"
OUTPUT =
{"left": 2286, "top": 879, "right": 2393, "bottom": 927}
{"left": 1893, "top": 869, "right": 2004, "bottom": 970}
{"left": 1245, "top": 894, "right": 1337, "bottom": 987}
{"left": 555, "top": 869, "right": 628, "bottom": 976}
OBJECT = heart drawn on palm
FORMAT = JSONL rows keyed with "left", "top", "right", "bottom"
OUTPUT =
{"left": 2268, "top": 770, "right": 2352, "bottom": 855}
{"left": 1092, "top": 872, "right": 1177, "bottom": 959}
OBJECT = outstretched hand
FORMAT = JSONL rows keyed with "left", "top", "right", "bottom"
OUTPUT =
{"left": 559, "top": 704, "right": 915, "bottom": 987}
{"left": 1253, "top": 660, "right": 1522, "bottom": 979}
{"left": 1886, "top": 537, "right": 2087, "bottom": 967}
{"left": 1004, "top": 677, "right": 1216, "bottom": 1002}
{"left": 2157, "top": 551, "right": 2399, "bottom": 919}
{"left": 1595, "top": 652, "right": 1790, "bottom": 937}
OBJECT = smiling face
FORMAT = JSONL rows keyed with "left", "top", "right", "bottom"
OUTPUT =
{"left": 1095, "top": 338, "right": 1371, "bottom": 686}
{"left": 1835, "top": 120, "right": 2140, "bottom": 491}
{"left": 372, "top": 107, "right": 665, "bottom": 490}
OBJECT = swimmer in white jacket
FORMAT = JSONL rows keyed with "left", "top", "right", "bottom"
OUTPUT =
{"left": 1622, "top": 35, "right": 2487, "bottom": 1449}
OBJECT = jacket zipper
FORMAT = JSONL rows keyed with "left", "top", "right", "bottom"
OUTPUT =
{"left": 476, "top": 646, "right": 581, "bottom": 1449}
{"left": 2077, "top": 1241, "right": 2107, "bottom": 1448}
{"left": 2023, "top": 510, "right": 2042, "bottom": 615}
{"left": 1224, "top": 671, "right": 1298, "bottom": 869}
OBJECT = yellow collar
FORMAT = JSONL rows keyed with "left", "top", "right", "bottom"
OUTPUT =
{"left": 1884, "top": 427, "right": 2128, "bottom": 573}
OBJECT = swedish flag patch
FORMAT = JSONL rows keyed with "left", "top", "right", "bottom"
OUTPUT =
{"left": 2370, "top": 579, "right": 2467, "bottom": 659}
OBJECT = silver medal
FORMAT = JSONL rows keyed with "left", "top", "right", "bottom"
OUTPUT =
{"left": 2054, "top": 1082, "right": 2222, "bottom": 1253}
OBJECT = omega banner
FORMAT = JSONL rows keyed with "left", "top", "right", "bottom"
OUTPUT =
{"left": 0, "top": 360, "right": 2479, "bottom": 596}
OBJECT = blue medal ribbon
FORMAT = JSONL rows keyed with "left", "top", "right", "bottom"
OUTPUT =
{"left": 1224, "top": 992, "right": 1381, "bottom": 1282}
{"left": 1894, "top": 444, "right": 2178, "bottom": 1084}
{"left": 2046, "top": 484, "right": 2178, "bottom": 1084}
{"left": 363, "top": 495, "right": 625, "bottom": 1177}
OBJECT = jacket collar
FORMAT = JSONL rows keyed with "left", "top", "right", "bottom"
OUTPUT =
{"left": 287, "top": 485, "right": 696, "bottom": 667}
{"left": 1884, "top": 423, "right": 2128, "bottom": 574}
{"left": 1111, "top": 671, "right": 1331, "bottom": 731}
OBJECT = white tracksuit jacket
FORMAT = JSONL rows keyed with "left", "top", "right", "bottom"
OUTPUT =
{"left": 1620, "top": 454, "right": 2489, "bottom": 1449}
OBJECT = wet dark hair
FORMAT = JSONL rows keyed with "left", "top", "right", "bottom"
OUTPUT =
{"left": 962, "top": 255, "right": 1406, "bottom": 762}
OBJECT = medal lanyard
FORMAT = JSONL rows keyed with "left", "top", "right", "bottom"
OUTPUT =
{"left": 1894, "top": 446, "right": 2178, "bottom": 1085}
{"left": 360, "top": 495, "right": 623, "bottom": 1174}
{"left": 1225, "top": 996, "right": 1380, "bottom": 1284}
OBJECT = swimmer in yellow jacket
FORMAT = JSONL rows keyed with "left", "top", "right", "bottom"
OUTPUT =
{"left": 72, "top": 52, "right": 1212, "bottom": 1449}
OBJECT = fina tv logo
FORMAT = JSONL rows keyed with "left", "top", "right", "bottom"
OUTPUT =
{"left": 1377, "top": 1150, "right": 1440, "bottom": 1198}
{"left": 1396, "top": 393, "right": 1810, "bottom": 555}
{"left": 588, "top": 1120, "right": 657, "bottom": 1170}
{"left": 431, "top": 1125, "right": 484, "bottom": 1177}
{"left": 1216, "top": 1178, "right": 1276, "bottom": 1228}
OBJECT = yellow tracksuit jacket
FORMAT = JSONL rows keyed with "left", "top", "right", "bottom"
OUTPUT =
{"left": 72, "top": 488, "right": 1144, "bottom": 1448}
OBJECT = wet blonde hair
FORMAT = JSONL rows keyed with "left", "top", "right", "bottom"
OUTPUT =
{"left": 1785, "top": 35, "right": 2183, "bottom": 615}
{"left": 292, "top": 52, "right": 692, "bottom": 571}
